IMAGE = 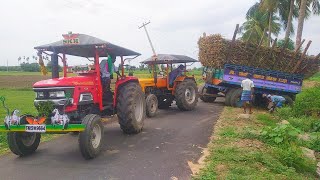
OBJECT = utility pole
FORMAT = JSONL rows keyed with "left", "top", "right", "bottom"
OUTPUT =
{"left": 139, "top": 21, "right": 157, "bottom": 56}
{"left": 139, "top": 21, "right": 162, "bottom": 71}
{"left": 7, "top": 60, "right": 8, "bottom": 72}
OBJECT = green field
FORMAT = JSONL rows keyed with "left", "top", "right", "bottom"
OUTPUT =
{"left": 0, "top": 71, "right": 45, "bottom": 76}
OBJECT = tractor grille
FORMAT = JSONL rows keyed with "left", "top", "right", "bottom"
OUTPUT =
{"left": 33, "top": 87, "right": 74, "bottom": 100}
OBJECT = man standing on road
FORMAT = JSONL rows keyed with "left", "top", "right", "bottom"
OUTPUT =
{"left": 241, "top": 74, "right": 254, "bottom": 114}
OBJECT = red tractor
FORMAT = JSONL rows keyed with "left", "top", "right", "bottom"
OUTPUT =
{"left": 0, "top": 33, "right": 146, "bottom": 159}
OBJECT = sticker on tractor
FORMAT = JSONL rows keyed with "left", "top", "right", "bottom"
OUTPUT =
{"left": 62, "top": 33, "right": 80, "bottom": 45}
{"left": 25, "top": 125, "right": 46, "bottom": 133}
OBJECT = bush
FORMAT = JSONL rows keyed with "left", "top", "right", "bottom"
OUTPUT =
{"left": 273, "top": 144, "right": 317, "bottom": 173}
{"left": 312, "top": 121, "right": 320, "bottom": 132}
{"left": 309, "top": 135, "right": 320, "bottom": 152}
{"left": 35, "top": 101, "right": 54, "bottom": 117}
{"left": 292, "top": 86, "right": 320, "bottom": 117}
{"left": 261, "top": 124, "right": 300, "bottom": 145}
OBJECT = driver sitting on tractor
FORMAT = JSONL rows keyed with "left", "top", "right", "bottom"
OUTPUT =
{"left": 169, "top": 64, "right": 185, "bottom": 86}
{"left": 100, "top": 55, "right": 119, "bottom": 90}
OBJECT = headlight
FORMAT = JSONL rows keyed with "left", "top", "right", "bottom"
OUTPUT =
{"left": 49, "top": 91, "right": 65, "bottom": 98}
{"left": 79, "top": 93, "right": 93, "bottom": 102}
{"left": 36, "top": 92, "right": 44, "bottom": 99}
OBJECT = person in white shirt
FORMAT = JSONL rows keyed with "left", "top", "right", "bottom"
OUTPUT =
{"left": 241, "top": 74, "right": 254, "bottom": 114}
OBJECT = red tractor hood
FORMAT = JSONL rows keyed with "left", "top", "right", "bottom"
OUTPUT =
{"left": 33, "top": 76, "right": 96, "bottom": 88}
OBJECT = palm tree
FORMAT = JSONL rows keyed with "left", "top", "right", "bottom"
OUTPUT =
{"left": 296, "top": 0, "right": 320, "bottom": 47}
{"left": 260, "top": 0, "right": 300, "bottom": 46}
{"left": 260, "top": 0, "right": 279, "bottom": 46}
{"left": 240, "top": 2, "right": 281, "bottom": 45}
{"left": 281, "top": 0, "right": 299, "bottom": 45}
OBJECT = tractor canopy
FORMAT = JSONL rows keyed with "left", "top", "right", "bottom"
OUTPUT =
{"left": 141, "top": 54, "right": 198, "bottom": 64}
{"left": 34, "top": 33, "right": 141, "bottom": 58}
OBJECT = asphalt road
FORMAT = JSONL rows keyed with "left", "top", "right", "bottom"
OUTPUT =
{"left": 0, "top": 100, "right": 224, "bottom": 180}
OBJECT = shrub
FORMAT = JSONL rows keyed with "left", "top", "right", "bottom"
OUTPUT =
{"left": 292, "top": 86, "right": 320, "bottom": 117}
{"left": 286, "top": 116, "right": 319, "bottom": 132}
{"left": 35, "top": 101, "right": 54, "bottom": 117}
{"left": 261, "top": 124, "right": 300, "bottom": 145}
{"left": 311, "top": 121, "right": 320, "bottom": 132}
{"left": 273, "top": 144, "right": 317, "bottom": 173}
{"left": 309, "top": 136, "right": 320, "bottom": 152}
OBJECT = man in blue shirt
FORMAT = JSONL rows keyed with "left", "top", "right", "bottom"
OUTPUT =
{"left": 263, "top": 94, "right": 286, "bottom": 112}
{"left": 169, "top": 65, "right": 185, "bottom": 86}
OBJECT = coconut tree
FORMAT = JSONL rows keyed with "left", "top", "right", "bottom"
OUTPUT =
{"left": 280, "top": 0, "right": 299, "bottom": 45}
{"left": 296, "top": 0, "right": 320, "bottom": 47}
{"left": 240, "top": 2, "right": 281, "bottom": 45}
{"left": 260, "top": 0, "right": 279, "bottom": 46}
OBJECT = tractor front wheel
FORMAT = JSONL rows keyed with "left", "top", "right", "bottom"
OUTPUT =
{"left": 78, "top": 114, "right": 104, "bottom": 160}
{"left": 117, "top": 82, "right": 146, "bottom": 134}
{"left": 175, "top": 79, "right": 198, "bottom": 111}
{"left": 146, "top": 94, "right": 158, "bottom": 118}
{"left": 7, "top": 132, "right": 41, "bottom": 156}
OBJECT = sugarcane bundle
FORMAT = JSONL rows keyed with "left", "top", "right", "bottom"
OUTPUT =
{"left": 198, "top": 34, "right": 320, "bottom": 78}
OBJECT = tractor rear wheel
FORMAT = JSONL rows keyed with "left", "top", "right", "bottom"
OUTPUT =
{"left": 175, "top": 79, "right": 198, "bottom": 111}
{"left": 7, "top": 132, "right": 41, "bottom": 156}
{"left": 146, "top": 94, "right": 158, "bottom": 118}
{"left": 199, "top": 84, "right": 216, "bottom": 103}
{"left": 78, "top": 114, "right": 104, "bottom": 160}
{"left": 117, "top": 82, "right": 146, "bottom": 134}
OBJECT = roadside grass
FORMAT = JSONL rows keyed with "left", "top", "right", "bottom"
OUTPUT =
{"left": 194, "top": 107, "right": 318, "bottom": 179}
{"left": 309, "top": 72, "right": 320, "bottom": 82}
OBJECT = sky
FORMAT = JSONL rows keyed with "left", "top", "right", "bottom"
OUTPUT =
{"left": 0, "top": 0, "right": 319, "bottom": 67}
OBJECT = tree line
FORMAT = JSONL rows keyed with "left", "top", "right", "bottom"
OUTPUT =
{"left": 0, "top": 62, "right": 62, "bottom": 72}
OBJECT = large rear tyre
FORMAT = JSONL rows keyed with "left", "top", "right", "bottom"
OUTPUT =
{"left": 199, "top": 84, "right": 216, "bottom": 103}
{"left": 146, "top": 94, "right": 158, "bottom": 118}
{"left": 225, "top": 88, "right": 236, "bottom": 106}
{"left": 175, "top": 79, "right": 198, "bottom": 111}
{"left": 117, "top": 82, "right": 146, "bottom": 134}
{"left": 79, "top": 114, "right": 104, "bottom": 160}
{"left": 7, "top": 132, "right": 41, "bottom": 156}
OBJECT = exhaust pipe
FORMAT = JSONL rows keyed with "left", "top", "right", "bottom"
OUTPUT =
{"left": 51, "top": 53, "right": 59, "bottom": 79}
